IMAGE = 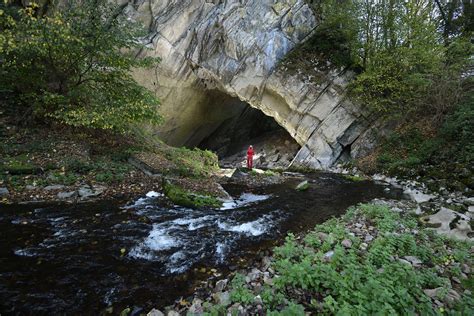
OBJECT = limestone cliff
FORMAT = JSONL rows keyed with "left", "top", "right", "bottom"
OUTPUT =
{"left": 125, "top": 0, "right": 376, "bottom": 169}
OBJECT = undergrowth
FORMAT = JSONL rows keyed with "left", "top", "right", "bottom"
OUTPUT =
{"left": 372, "top": 93, "right": 474, "bottom": 193}
{"left": 222, "top": 203, "right": 473, "bottom": 314}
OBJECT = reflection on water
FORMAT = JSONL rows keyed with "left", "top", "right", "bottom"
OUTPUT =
{"left": 0, "top": 172, "right": 402, "bottom": 314}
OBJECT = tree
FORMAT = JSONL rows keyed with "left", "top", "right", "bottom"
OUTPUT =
{"left": 0, "top": 0, "right": 162, "bottom": 132}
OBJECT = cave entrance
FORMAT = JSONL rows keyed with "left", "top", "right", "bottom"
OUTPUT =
{"left": 196, "top": 94, "right": 300, "bottom": 169}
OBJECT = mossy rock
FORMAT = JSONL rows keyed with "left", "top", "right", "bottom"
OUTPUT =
{"left": 162, "top": 180, "right": 221, "bottom": 209}
{"left": 0, "top": 156, "right": 42, "bottom": 175}
{"left": 295, "top": 180, "right": 309, "bottom": 191}
{"left": 342, "top": 174, "right": 365, "bottom": 182}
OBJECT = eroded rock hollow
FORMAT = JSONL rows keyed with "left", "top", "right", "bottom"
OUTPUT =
{"left": 126, "top": 0, "right": 377, "bottom": 169}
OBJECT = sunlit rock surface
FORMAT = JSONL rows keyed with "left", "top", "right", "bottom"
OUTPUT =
{"left": 126, "top": 0, "right": 375, "bottom": 169}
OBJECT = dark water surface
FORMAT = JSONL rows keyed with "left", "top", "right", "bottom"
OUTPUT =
{"left": 0, "top": 172, "right": 402, "bottom": 314}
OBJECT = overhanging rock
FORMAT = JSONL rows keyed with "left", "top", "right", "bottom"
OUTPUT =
{"left": 126, "top": 0, "right": 376, "bottom": 169}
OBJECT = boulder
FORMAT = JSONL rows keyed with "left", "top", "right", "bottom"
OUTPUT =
{"left": 215, "top": 279, "right": 228, "bottom": 292}
{"left": 44, "top": 184, "right": 65, "bottom": 191}
{"left": 57, "top": 191, "right": 78, "bottom": 200}
{"left": 147, "top": 309, "right": 164, "bottom": 316}
{"left": 123, "top": 0, "right": 379, "bottom": 170}
{"left": 341, "top": 239, "right": 352, "bottom": 248}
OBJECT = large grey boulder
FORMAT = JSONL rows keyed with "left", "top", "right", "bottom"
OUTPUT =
{"left": 124, "top": 0, "right": 377, "bottom": 169}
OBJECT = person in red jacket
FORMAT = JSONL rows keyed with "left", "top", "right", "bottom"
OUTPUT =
{"left": 246, "top": 145, "right": 254, "bottom": 170}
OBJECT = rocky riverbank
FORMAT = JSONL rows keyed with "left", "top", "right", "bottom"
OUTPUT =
{"left": 143, "top": 172, "right": 473, "bottom": 315}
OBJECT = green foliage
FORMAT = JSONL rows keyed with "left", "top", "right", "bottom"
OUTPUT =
{"left": 202, "top": 303, "right": 226, "bottom": 316}
{"left": 162, "top": 147, "right": 219, "bottom": 178}
{"left": 229, "top": 274, "right": 254, "bottom": 305}
{"left": 0, "top": 155, "right": 41, "bottom": 175}
{"left": 268, "top": 302, "right": 306, "bottom": 316}
{"left": 306, "top": 0, "right": 360, "bottom": 67}
{"left": 342, "top": 174, "right": 365, "bottom": 182}
{"left": 162, "top": 181, "right": 221, "bottom": 209}
{"left": 302, "top": 1, "right": 473, "bottom": 117}
{"left": 266, "top": 203, "right": 474, "bottom": 314}
{"left": 375, "top": 93, "right": 474, "bottom": 190}
{"left": 0, "top": 0, "right": 162, "bottom": 132}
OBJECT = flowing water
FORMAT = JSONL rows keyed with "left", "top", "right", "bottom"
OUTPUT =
{"left": 0, "top": 172, "right": 402, "bottom": 314}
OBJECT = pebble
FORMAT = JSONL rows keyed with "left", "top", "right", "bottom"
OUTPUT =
{"left": 403, "top": 256, "right": 422, "bottom": 268}
{"left": 212, "top": 291, "right": 230, "bottom": 306}
{"left": 364, "top": 234, "right": 374, "bottom": 242}
{"left": 188, "top": 298, "right": 203, "bottom": 314}
{"left": 323, "top": 250, "right": 334, "bottom": 261}
{"left": 147, "top": 309, "right": 164, "bottom": 316}
{"left": 254, "top": 295, "right": 263, "bottom": 305}
{"left": 341, "top": 239, "right": 352, "bottom": 248}
{"left": 263, "top": 275, "right": 273, "bottom": 285}
{"left": 215, "top": 279, "right": 228, "bottom": 292}
{"left": 0, "top": 187, "right": 9, "bottom": 197}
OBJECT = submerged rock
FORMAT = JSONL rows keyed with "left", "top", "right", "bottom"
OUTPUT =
{"left": 295, "top": 180, "right": 309, "bottom": 191}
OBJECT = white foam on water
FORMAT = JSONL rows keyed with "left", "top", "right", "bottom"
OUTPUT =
{"left": 14, "top": 248, "right": 37, "bottom": 257}
{"left": 122, "top": 197, "right": 147, "bottom": 209}
{"left": 171, "top": 215, "right": 215, "bottom": 231}
{"left": 166, "top": 251, "right": 192, "bottom": 274}
{"left": 215, "top": 242, "right": 227, "bottom": 263}
{"left": 217, "top": 214, "right": 274, "bottom": 236}
{"left": 128, "top": 225, "right": 180, "bottom": 260}
{"left": 220, "top": 193, "right": 271, "bottom": 210}
{"left": 146, "top": 191, "right": 162, "bottom": 198}
{"left": 143, "top": 226, "right": 180, "bottom": 251}
{"left": 123, "top": 191, "right": 163, "bottom": 209}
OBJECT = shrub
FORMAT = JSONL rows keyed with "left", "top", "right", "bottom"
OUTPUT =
{"left": 0, "top": 0, "right": 162, "bottom": 132}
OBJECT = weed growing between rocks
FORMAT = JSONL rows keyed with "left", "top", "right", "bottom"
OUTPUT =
{"left": 196, "top": 203, "right": 473, "bottom": 315}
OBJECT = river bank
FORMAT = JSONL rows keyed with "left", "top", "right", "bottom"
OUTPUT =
{"left": 144, "top": 170, "right": 474, "bottom": 316}
{"left": 157, "top": 200, "right": 473, "bottom": 315}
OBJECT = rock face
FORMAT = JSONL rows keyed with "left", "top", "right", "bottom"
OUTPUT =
{"left": 125, "top": 0, "right": 375, "bottom": 169}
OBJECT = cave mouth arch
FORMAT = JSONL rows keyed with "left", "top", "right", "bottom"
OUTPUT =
{"left": 193, "top": 91, "right": 301, "bottom": 169}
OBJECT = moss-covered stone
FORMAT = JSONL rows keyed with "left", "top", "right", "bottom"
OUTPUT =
{"left": 0, "top": 155, "right": 41, "bottom": 175}
{"left": 295, "top": 180, "right": 309, "bottom": 191}
{"left": 162, "top": 180, "right": 221, "bottom": 209}
{"left": 342, "top": 174, "right": 365, "bottom": 182}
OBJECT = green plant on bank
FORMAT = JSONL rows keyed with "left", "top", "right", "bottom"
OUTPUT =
{"left": 229, "top": 273, "right": 255, "bottom": 305}
{"left": 162, "top": 147, "right": 219, "bottom": 178}
{"left": 162, "top": 181, "right": 221, "bottom": 209}
{"left": 342, "top": 174, "right": 365, "bottom": 182}
{"left": 374, "top": 93, "right": 474, "bottom": 190}
{"left": 0, "top": 154, "right": 41, "bottom": 175}
{"left": 0, "top": 0, "right": 162, "bottom": 132}
{"left": 215, "top": 203, "right": 473, "bottom": 314}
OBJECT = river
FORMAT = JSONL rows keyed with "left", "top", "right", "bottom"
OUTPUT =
{"left": 0, "top": 172, "right": 402, "bottom": 314}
